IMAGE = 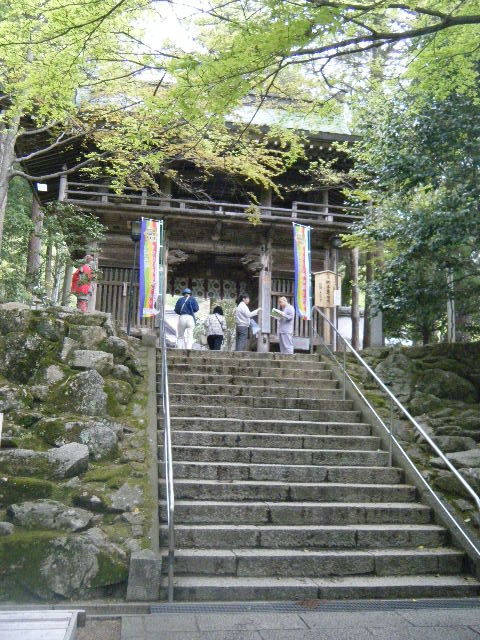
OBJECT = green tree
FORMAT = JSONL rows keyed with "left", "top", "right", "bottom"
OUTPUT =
{"left": 167, "top": 1, "right": 480, "bottom": 116}
{"left": 0, "top": 0, "right": 155, "bottom": 255}
{"left": 348, "top": 87, "right": 480, "bottom": 342}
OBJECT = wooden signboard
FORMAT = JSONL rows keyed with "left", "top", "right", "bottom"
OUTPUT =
{"left": 314, "top": 270, "right": 342, "bottom": 308}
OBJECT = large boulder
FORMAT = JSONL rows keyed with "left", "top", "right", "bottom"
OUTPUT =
{"left": 46, "top": 443, "right": 90, "bottom": 478}
{"left": 0, "top": 522, "right": 14, "bottom": 536}
{"left": 79, "top": 423, "right": 119, "bottom": 460}
{"left": 102, "top": 336, "right": 129, "bottom": 359}
{"left": 39, "top": 528, "right": 128, "bottom": 598}
{"left": 375, "top": 351, "right": 417, "bottom": 403}
{"left": 431, "top": 448, "right": 480, "bottom": 470}
{"left": 106, "top": 379, "right": 134, "bottom": 405}
{"left": 0, "top": 305, "right": 29, "bottom": 334}
{"left": 0, "top": 384, "right": 32, "bottom": 413}
{"left": 432, "top": 436, "right": 476, "bottom": 453}
{"left": 418, "top": 368, "right": 478, "bottom": 404}
{"left": 0, "top": 444, "right": 89, "bottom": 479}
{"left": 71, "top": 350, "right": 114, "bottom": 376}
{"left": 7, "top": 499, "right": 94, "bottom": 531}
{"left": 0, "top": 333, "right": 55, "bottom": 383}
{"left": 53, "top": 370, "right": 107, "bottom": 417}
{"left": 67, "top": 325, "right": 108, "bottom": 349}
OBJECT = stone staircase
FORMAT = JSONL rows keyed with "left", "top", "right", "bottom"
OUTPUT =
{"left": 158, "top": 350, "right": 480, "bottom": 600}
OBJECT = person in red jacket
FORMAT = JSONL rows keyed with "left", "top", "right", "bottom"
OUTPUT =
{"left": 71, "top": 255, "right": 95, "bottom": 313}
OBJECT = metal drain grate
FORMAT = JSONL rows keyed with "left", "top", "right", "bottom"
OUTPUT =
{"left": 151, "top": 598, "right": 480, "bottom": 615}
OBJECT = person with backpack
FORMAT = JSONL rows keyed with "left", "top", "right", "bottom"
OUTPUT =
{"left": 174, "top": 287, "right": 199, "bottom": 349}
{"left": 71, "top": 254, "right": 95, "bottom": 313}
{"left": 205, "top": 305, "right": 227, "bottom": 350}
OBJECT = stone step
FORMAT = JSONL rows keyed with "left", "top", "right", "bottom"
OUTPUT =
{"left": 159, "top": 500, "right": 432, "bottom": 525}
{"left": 168, "top": 373, "right": 335, "bottom": 387}
{"left": 169, "top": 394, "right": 353, "bottom": 411}
{"left": 167, "top": 364, "right": 331, "bottom": 378}
{"left": 168, "top": 418, "right": 371, "bottom": 436}
{"left": 168, "top": 383, "right": 342, "bottom": 398}
{"left": 167, "top": 350, "right": 322, "bottom": 362}
{"left": 169, "top": 430, "right": 380, "bottom": 451}
{"left": 170, "top": 405, "right": 361, "bottom": 422}
{"left": 161, "top": 523, "right": 448, "bottom": 550}
{"left": 168, "top": 548, "right": 464, "bottom": 578}
{"left": 166, "top": 357, "right": 328, "bottom": 370}
{"left": 160, "top": 479, "right": 416, "bottom": 503}
{"left": 160, "top": 461, "right": 403, "bottom": 484}
{"left": 159, "top": 574, "right": 480, "bottom": 601}
{"left": 163, "top": 445, "right": 389, "bottom": 466}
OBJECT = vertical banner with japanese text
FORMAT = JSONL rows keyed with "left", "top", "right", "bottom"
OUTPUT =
{"left": 139, "top": 218, "right": 163, "bottom": 318}
{"left": 293, "top": 222, "right": 312, "bottom": 320}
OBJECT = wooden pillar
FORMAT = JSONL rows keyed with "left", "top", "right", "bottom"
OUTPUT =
{"left": 257, "top": 235, "right": 272, "bottom": 353}
{"left": 25, "top": 196, "right": 44, "bottom": 292}
{"left": 322, "top": 189, "right": 330, "bottom": 221}
{"left": 323, "top": 247, "right": 331, "bottom": 346}
{"left": 350, "top": 247, "right": 360, "bottom": 350}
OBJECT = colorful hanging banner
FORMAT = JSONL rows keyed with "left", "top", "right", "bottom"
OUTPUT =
{"left": 139, "top": 218, "right": 163, "bottom": 318}
{"left": 293, "top": 222, "right": 312, "bottom": 320}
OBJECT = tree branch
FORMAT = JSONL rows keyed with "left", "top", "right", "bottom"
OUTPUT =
{"left": 15, "top": 133, "right": 85, "bottom": 163}
{"left": 11, "top": 153, "right": 109, "bottom": 182}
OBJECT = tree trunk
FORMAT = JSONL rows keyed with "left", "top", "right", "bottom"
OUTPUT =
{"left": 26, "top": 198, "right": 44, "bottom": 292}
{"left": 0, "top": 119, "right": 19, "bottom": 257}
{"left": 363, "top": 251, "right": 373, "bottom": 348}
{"left": 44, "top": 232, "right": 54, "bottom": 298}
{"left": 350, "top": 247, "right": 360, "bottom": 350}
{"left": 61, "top": 261, "right": 74, "bottom": 306}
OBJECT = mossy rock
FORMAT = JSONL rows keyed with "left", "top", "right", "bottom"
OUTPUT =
{"left": 0, "top": 476, "right": 54, "bottom": 507}
{"left": 104, "top": 384, "right": 124, "bottom": 417}
{"left": 0, "top": 333, "right": 59, "bottom": 384}
{"left": 64, "top": 312, "right": 110, "bottom": 328}
{"left": 417, "top": 369, "right": 478, "bottom": 403}
{"left": 105, "top": 378, "right": 134, "bottom": 405}
{"left": 28, "top": 312, "right": 65, "bottom": 342}
{"left": 0, "top": 530, "right": 60, "bottom": 601}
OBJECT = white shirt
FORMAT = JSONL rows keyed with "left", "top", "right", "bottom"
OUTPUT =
{"left": 235, "top": 301, "right": 259, "bottom": 327}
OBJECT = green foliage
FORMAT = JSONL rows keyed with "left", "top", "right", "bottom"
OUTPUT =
{"left": 0, "top": 178, "right": 32, "bottom": 302}
{"left": 349, "top": 87, "right": 480, "bottom": 342}
{"left": 44, "top": 203, "right": 106, "bottom": 256}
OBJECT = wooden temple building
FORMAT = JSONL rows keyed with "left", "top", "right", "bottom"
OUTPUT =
{"left": 22, "top": 110, "right": 378, "bottom": 351}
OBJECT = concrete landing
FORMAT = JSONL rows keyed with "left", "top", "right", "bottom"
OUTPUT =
{"left": 121, "top": 599, "right": 480, "bottom": 640}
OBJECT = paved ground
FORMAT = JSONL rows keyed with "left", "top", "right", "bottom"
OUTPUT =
{"left": 77, "top": 618, "right": 121, "bottom": 640}
{"left": 119, "top": 600, "right": 480, "bottom": 640}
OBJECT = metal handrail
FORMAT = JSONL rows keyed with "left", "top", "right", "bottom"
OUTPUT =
{"left": 311, "top": 305, "right": 480, "bottom": 559}
{"left": 159, "top": 274, "right": 175, "bottom": 601}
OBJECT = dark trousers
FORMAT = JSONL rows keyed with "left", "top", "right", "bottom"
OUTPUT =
{"left": 235, "top": 325, "right": 249, "bottom": 351}
{"left": 207, "top": 335, "right": 223, "bottom": 350}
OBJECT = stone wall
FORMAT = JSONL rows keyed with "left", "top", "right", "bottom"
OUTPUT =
{"left": 0, "top": 304, "right": 153, "bottom": 601}
{"left": 348, "top": 343, "right": 480, "bottom": 532}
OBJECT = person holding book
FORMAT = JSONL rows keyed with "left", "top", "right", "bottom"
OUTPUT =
{"left": 235, "top": 293, "right": 261, "bottom": 351}
{"left": 276, "top": 296, "right": 295, "bottom": 354}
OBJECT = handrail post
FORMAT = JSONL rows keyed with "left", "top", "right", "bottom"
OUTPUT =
{"left": 388, "top": 398, "right": 393, "bottom": 467}
{"left": 342, "top": 340, "right": 346, "bottom": 401}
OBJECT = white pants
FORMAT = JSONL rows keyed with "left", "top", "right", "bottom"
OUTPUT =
{"left": 177, "top": 315, "right": 195, "bottom": 349}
